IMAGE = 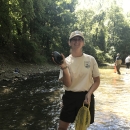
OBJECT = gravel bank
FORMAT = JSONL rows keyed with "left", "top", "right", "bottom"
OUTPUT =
{"left": 0, "top": 63, "right": 60, "bottom": 81}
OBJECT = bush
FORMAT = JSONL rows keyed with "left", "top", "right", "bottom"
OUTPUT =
{"left": 13, "top": 36, "right": 37, "bottom": 62}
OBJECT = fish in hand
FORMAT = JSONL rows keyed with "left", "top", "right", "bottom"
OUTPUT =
{"left": 52, "top": 51, "right": 63, "bottom": 65}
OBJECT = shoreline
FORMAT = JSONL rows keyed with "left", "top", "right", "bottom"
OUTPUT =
{"left": 0, "top": 63, "right": 60, "bottom": 82}
{"left": 0, "top": 62, "right": 126, "bottom": 82}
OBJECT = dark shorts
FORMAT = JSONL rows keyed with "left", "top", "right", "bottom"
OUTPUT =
{"left": 126, "top": 63, "right": 130, "bottom": 68}
{"left": 60, "top": 91, "right": 95, "bottom": 124}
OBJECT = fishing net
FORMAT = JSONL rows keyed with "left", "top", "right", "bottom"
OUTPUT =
{"left": 75, "top": 103, "right": 91, "bottom": 130}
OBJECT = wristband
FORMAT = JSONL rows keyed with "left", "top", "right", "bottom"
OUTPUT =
{"left": 61, "top": 66, "right": 68, "bottom": 70}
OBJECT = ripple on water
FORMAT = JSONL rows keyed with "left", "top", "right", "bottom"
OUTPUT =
{"left": 0, "top": 69, "right": 130, "bottom": 130}
{"left": 90, "top": 68, "right": 130, "bottom": 130}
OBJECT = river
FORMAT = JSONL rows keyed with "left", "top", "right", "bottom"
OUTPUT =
{"left": 0, "top": 67, "right": 130, "bottom": 130}
{"left": 88, "top": 67, "right": 130, "bottom": 130}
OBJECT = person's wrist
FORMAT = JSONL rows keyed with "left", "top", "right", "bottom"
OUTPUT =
{"left": 61, "top": 66, "right": 68, "bottom": 70}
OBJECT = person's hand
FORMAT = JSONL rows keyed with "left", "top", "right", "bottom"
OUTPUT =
{"left": 59, "top": 54, "right": 67, "bottom": 68}
{"left": 52, "top": 56, "right": 59, "bottom": 65}
{"left": 52, "top": 51, "right": 63, "bottom": 65}
{"left": 52, "top": 53, "right": 67, "bottom": 68}
{"left": 84, "top": 93, "right": 91, "bottom": 105}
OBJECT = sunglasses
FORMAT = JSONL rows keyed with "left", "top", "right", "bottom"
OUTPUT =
{"left": 71, "top": 37, "right": 83, "bottom": 42}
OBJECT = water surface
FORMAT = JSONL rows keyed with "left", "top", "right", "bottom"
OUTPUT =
{"left": 88, "top": 67, "right": 130, "bottom": 130}
{"left": 0, "top": 67, "right": 130, "bottom": 130}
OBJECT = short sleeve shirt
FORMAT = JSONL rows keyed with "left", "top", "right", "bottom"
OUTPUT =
{"left": 59, "top": 53, "right": 100, "bottom": 92}
{"left": 125, "top": 56, "right": 130, "bottom": 63}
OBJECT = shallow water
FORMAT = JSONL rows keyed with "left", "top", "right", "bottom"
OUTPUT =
{"left": 88, "top": 67, "right": 130, "bottom": 130}
{"left": 0, "top": 71, "right": 62, "bottom": 130}
{"left": 0, "top": 67, "right": 130, "bottom": 130}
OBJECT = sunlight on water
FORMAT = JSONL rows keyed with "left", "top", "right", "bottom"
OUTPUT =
{"left": 0, "top": 68, "right": 130, "bottom": 130}
{"left": 88, "top": 67, "right": 130, "bottom": 130}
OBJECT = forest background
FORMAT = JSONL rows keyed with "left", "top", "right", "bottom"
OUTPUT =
{"left": 0, "top": 0, "right": 130, "bottom": 66}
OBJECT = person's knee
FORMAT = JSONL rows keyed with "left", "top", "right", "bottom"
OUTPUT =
{"left": 58, "top": 120, "right": 69, "bottom": 130}
{"left": 58, "top": 127, "right": 67, "bottom": 130}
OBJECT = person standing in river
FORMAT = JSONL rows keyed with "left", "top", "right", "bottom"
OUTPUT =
{"left": 115, "top": 53, "right": 122, "bottom": 75}
{"left": 53, "top": 30, "right": 100, "bottom": 130}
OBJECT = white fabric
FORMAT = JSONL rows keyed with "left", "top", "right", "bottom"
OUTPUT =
{"left": 125, "top": 56, "right": 130, "bottom": 63}
{"left": 59, "top": 53, "right": 100, "bottom": 92}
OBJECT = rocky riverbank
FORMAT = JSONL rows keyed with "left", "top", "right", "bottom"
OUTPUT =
{"left": 0, "top": 62, "right": 60, "bottom": 82}
{"left": 0, "top": 61, "right": 126, "bottom": 82}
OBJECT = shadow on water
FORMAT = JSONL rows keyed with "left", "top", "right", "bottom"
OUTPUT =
{"left": 0, "top": 70, "right": 62, "bottom": 130}
{"left": 0, "top": 67, "right": 130, "bottom": 130}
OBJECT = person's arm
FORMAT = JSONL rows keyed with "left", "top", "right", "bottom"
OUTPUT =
{"left": 60, "top": 67, "right": 71, "bottom": 87}
{"left": 59, "top": 54, "right": 72, "bottom": 87}
{"left": 84, "top": 76, "right": 100, "bottom": 105}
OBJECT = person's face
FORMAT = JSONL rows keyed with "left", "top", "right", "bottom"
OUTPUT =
{"left": 69, "top": 36, "right": 84, "bottom": 50}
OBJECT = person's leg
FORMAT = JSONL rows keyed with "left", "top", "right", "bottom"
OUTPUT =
{"left": 126, "top": 63, "right": 129, "bottom": 69}
{"left": 116, "top": 65, "right": 120, "bottom": 74}
{"left": 59, "top": 91, "right": 76, "bottom": 130}
{"left": 128, "top": 63, "right": 130, "bottom": 69}
{"left": 58, "top": 120, "right": 70, "bottom": 130}
{"left": 125, "top": 63, "right": 128, "bottom": 74}
{"left": 89, "top": 94, "right": 95, "bottom": 124}
{"left": 118, "top": 65, "right": 121, "bottom": 74}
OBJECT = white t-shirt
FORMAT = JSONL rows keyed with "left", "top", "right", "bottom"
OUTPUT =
{"left": 125, "top": 56, "right": 130, "bottom": 63}
{"left": 59, "top": 53, "right": 100, "bottom": 92}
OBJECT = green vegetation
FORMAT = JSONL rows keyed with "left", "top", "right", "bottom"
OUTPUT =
{"left": 0, "top": 0, "right": 130, "bottom": 64}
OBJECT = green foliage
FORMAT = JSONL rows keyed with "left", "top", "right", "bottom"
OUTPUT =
{"left": 0, "top": 0, "right": 77, "bottom": 63}
{"left": 96, "top": 29, "right": 106, "bottom": 51}
{"left": 93, "top": 47, "right": 113, "bottom": 64}
{"left": 12, "top": 35, "right": 36, "bottom": 62}
{"left": 1, "top": 0, "right": 130, "bottom": 64}
{"left": 33, "top": 53, "right": 47, "bottom": 64}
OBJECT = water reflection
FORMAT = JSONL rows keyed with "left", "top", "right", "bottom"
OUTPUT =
{"left": 88, "top": 67, "right": 130, "bottom": 130}
{"left": 0, "top": 67, "right": 130, "bottom": 130}
{"left": 0, "top": 71, "right": 62, "bottom": 130}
